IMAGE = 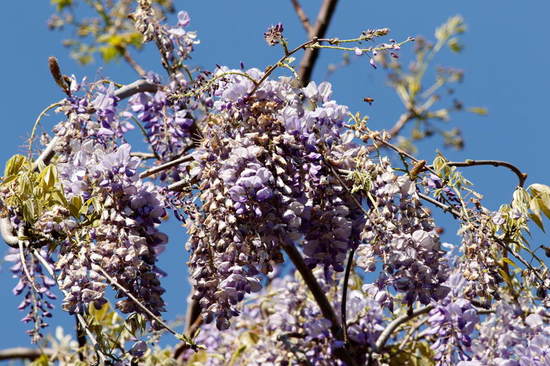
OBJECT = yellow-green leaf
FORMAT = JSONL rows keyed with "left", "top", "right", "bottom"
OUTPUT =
{"left": 467, "top": 107, "right": 489, "bottom": 116}
{"left": 4, "top": 154, "right": 29, "bottom": 178}
{"left": 99, "top": 46, "right": 121, "bottom": 62}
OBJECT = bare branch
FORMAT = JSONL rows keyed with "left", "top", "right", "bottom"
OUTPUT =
{"left": 281, "top": 241, "right": 358, "bottom": 366}
{"left": 290, "top": 0, "right": 313, "bottom": 34}
{"left": 130, "top": 152, "right": 157, "bottom": 160}
{"left": 297, "top": 0, "right": 340, "bottom": 85}
{"left": 0, "top": 218, "right": 18, "bottom": 247}
{"left": 113, "top": 79, "right": 159, "bottom": 99}
{"left": 94, "top": 265, "right": 178, "bottom": 337}
{"left": 341, "top": 248, "right": 355, "bottom": 345}
{"left": 431, "top": 159, "right": 528, "bottom": 188}
{"left": 375, "top": 305, "right": 433, "bottom": 350}
{"left": 0, "top": 347, "right": 52, "bottom": 361}
{"left": 386, "top": 110, "right": 417, "bottom": 140}
{"left": 119, "top": 47, "right": 148, "bottom": 78}
{"left": 139, "top": 153, "right": 194, "bottom": 179}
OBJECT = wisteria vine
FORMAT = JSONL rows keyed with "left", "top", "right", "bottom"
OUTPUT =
{"left": 0, "top": 1, "right": 549, "bottom": 365}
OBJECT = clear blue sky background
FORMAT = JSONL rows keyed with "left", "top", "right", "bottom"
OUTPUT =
{"left": 0, "top": 0, "right": 549, "bottom": 354}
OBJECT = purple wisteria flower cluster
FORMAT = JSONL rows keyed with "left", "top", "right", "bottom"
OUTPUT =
{"left": 132, "top": 1, "right": 199, "bottom": 69}
{"left": 180, "top": 269, "right": 385, "bottom": 365}
{"left": 2, "top": 85, "right": 170, "bottom": 330}
{"left": 128, "top": 81, "right": 195, "bottom": 174}
{"left": 428, "top": 272, "right": 479, "bottom": 364}
{"left": 4, "top": 247, "right": 56, "bottom": 342}
{"left": 185, "top": 70, "right": 364, "bottom": 329}
{"left": 56, "top": 140, "right": 168, "bottom": 324}
{"left": 356, "top": 157, "right": 450, "bottom": 307}
{"left": 459, "top": 300, "right": 550, "bottom": 366}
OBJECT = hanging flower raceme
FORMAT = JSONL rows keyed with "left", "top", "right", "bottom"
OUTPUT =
{"left": 180, "top": 268, "right": 384, "bottom": 365}
{"left": 355, "top": 157, "right": 450, "bottom": 306}
{"left": 56, "top": 141, "right": 168, "bottom": 326}
{"left": 185, "top": 69, "right": 364, "bottom": 329}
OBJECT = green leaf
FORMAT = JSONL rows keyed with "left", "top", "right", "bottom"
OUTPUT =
{"left": 529, "top": 212, "right": 545, "bottom": 232}
{"left": 501, "top": 257, "right": 517, "bottom": 268}
{"left": 68, "top": 195, "right": 83, "bottom": 217}
{"left": 467, "top": 107, "right": 489, "bottom": 116}
{"left": 30, "top": 354, "right": 50, "bottom": 366}
{"left": 99, "top": 46, "right": 121, "bottom": 62}
{"left": 228, "top": 345, "right": 247, "bottom": 366}
{"left": 388, "top": 342, "right": 435, "bottom": 366}
{"left": 448, "top": 37, "right": 463, "bottom": 52}
{"left": 51, "top": 0, "right": 73, "bottom": 11}
{"left": 38, "top": 165, "right": 57, "bottom": 189}
{"left": 530, "top": 183, "right": 550, "bottom": 195}
{"left": 4, "top": 154, "right": 29, "bottom": 178}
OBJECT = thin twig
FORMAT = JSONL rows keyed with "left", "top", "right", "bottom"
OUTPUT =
{"left": 281, "top": 241, "right": 358, "bottom": 366}
{"left": 119, "top": 47, "right": 148, "bottom": 78}
{"left": 76, "top": 313, "right": 107, "bottom": 364}
{"left": 93, "top": 265, "right": 185, "bottom": 341}
{"left": 0, "top": 218, "right": 18, "bottom": 247}
{"left": 386, "top": 110, "right": 417, "bottom": 139}
{"left": 375, "top": 305, "right": 433, "bottom": 350}
{"left": 341, "top": 248, "right": 355, "bottom": 345}
{"left": 0, "top": 347, "right": 53, "bottom": 361}
{"left": 27, "top": 102, "right": 63, "bottom": 160}
{"left": 431, "top": 159, "right": 527, "bottom": 188}
{"left": 297, "top": 0, "right": 340, "bottom": 85}
{"left": 418, "top": 192, "right": 462, "bottom": 218}
{"left": 139, "top": 153, "right": 194, "bottom": 179}
{"left": 75, "top": 313, "right": 86, "bottom": 361}
{"left": 247, "top": 39, "right": 318, "bottom": 97}
{"left": 130, "top": 152, "right": 157, "bottom": 160}
{"left": 17, "top": 226, "right": 40, "bottom": 294}
{"left": 290, "top": 0, "right": 313, "bottom": 33}
{"left": 174, "top": 313, "right": 203, "bottom": 359}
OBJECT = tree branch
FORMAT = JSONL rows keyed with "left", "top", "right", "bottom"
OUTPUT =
{"left": 290, "top": 0, "right": 313, "bottom": 34}
{"left": 431, "top": 159, "right": 527, "bottom": 188}
{"left": 281, "top": 241, "right": 358, "bottom": 366}
{"left": 119, "top": 47, "right": 148, "bottom": 78}
{"left": 375, "top": 305, "right": 433, "bottom": 350}
{"left": 297, "top": 0, "right": 340, "bottom": 85}
{"left": 0, "top": 347, "right": 53, "bottom": 361}
{"left": 139, "top": 153, "right": 194, "bottom": 179}
{"left": 341, "top": 248, "right": 355, "bottom": 345}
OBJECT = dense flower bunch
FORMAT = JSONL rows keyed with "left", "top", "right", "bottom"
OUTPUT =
{"left": 180, "top": 269, "right": 384, "bottom": 365}
{"left": 56, "top": 141, "right": 168, "bottom": 322}
{"left": 355, "top": 157, "right": 450, "bottom": 307}
{"left": 3, "top": 83, "right": 170, "bottom": 331}
{"left": 185, "top": 70, "right": 364, "bottom": 329}
{"left": 459, "top": 300, "right": 550, "bottom": 366}
{"left": 428, "top": 272, "right": 479, "bottom": 364}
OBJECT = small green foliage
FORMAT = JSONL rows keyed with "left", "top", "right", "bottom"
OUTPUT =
{"left": 51, "top": 0, "right": 73, "bottom": 11}
{"left": 435, "top": 15, "right": 466, "bottom": 52}
{"left": 468, "top": 106, "right": 489, "bottom": 116}
{"left": 30, "top": 354, "right": 51, "bottom": 366}
{"left": 388, "top": 342, "right": 435, "bottom": 365}
{"left": 4, "top": 154, "right": 31, "bottom": 177}
{"left": 524, "top": 183, "right": 550, "bottom": 231}
{"left": 348, "top": 169, "right": 373, "bottom": 194}
{"left": 49, "top": 0, "right": 172, "bottom": 64}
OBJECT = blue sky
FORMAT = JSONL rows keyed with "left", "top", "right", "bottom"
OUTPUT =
{"left": 0, "top": 0, "right": 549, "bottom": 353}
